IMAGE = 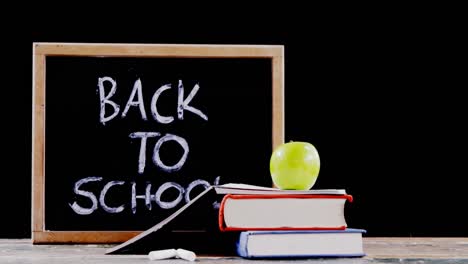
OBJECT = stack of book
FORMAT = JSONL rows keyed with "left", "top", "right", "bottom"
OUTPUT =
{"left": 215, "top": 183, "right": 366, "bottom": 259}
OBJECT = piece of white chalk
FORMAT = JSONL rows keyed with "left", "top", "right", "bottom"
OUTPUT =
{"left": 176, "top": 248, "right": 196, "bottom": 261}
{"left": 148, "top": 249, "right": 178, "bottom": 260}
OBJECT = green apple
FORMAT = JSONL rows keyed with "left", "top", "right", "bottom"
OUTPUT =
{"left": 270, "top": 141, "right": 320, "bottom": 190}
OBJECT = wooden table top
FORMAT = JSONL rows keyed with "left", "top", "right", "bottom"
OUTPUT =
{"left": 1, "top": 238, "right": 467, "bottom": 263}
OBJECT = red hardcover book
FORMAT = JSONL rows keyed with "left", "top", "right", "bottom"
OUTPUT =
{"left": 219, "top": 194, "right": 353, "bottom": 231}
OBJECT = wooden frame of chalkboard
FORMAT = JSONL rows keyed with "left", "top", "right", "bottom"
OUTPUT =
{"left": 32, "top": 43, "right": 284, "bottom": 243}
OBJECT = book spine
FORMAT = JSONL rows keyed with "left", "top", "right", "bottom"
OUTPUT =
{"left": 236, "top": 232, "right": 250, "bottom": 258}
{"left": 218, "top": 194, "right": 229, "bottom": 231}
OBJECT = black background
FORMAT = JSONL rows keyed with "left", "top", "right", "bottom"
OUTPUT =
{"left": 2, "top": 8, "right": 466, "bottom": 238}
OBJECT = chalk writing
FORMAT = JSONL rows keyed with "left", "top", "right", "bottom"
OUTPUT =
{"left": 100, "top": 181, "right": 125, "bottom": 213}
{"left": 71, "top": 78, "right": 210, "bottom": 215}
{"left": 152, "top": 133, "right": 189, "bottom": 173}
{"left": 71, "top": 177, "right": 217, "bottom": 215}
{"left": 155, "top": 182, "right": 184, "bottom": 209}
{"left": 151, "top": 84, "right": 174, "bottom": 124}
{"left": 98, "top": 77, "right": 119, "bottom": 125}
{"left": 121, "top": 79, "right": 148, "bottom": 120}
{"left": 185, "top": 179, "right": 211, "bottom": 203}
{"left": 129, "top": 132, "right": 161, "bottom": 174}
{"left": 178, "top": 80, "right": 208, "bottom": 121}
{"left": 97, "top": 78, "right": 207, "bottom": 124}
{"left": 69, "top": 177, "right": 102, "bottom": 215}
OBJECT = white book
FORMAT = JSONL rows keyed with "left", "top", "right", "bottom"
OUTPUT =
{"left": 219, "top": 193, "right": 353, "bottom": 231}
{"left": 214, "top": 183, "right": 346, "bottom": 195}
{"left": 237, "top": 229, "right": 366, "bottom": 259}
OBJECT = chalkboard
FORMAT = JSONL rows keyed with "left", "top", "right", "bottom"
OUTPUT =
{"left": 32, "top": 43, "right": 284, "bottom": 243}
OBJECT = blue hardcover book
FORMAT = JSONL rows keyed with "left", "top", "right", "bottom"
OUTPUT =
{"left": 237, "top": 229, "right": 366, "bottom": 259}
